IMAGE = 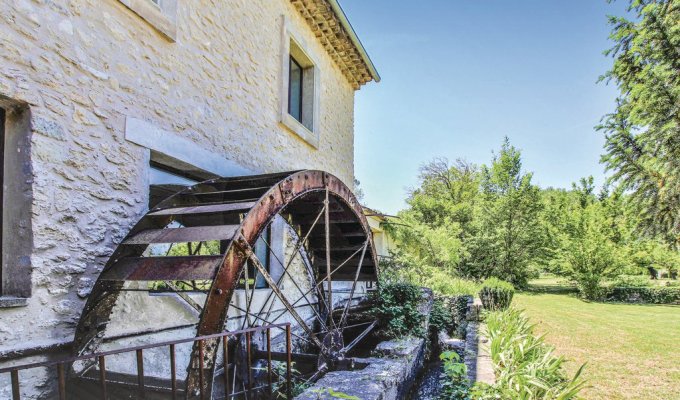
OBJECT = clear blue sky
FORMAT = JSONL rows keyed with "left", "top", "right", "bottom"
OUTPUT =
{"left": 341, "top": 0, "right": 630, "bottom": 214}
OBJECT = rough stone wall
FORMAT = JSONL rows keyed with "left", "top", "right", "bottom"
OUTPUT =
{"left": 0, "top": 0, "right": 356, "bottom": 360}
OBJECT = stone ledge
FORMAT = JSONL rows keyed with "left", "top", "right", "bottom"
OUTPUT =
{"left": 0, "top": 297, "right": 28, "bottom": 308}
{"left": 296, "top": 337, "right": 426, "bottom": 400}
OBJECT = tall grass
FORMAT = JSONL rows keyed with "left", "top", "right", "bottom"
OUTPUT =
{"left": 475, "top": 308, "right": 587, "bottom": 399}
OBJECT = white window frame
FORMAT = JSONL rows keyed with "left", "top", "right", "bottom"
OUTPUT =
{"left": 116, "top": 0, "right": 178, "bottom": 42}
{"left": 279, "top": 16, "right": 321, "bottom": 148}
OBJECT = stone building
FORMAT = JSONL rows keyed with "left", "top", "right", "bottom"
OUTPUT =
{"left": 0, "top": 0, "right": 378, "bottom": 397}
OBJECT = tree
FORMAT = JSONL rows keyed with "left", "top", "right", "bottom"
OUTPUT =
{"left": 388, "top": 159, "right": 475, "bottom": 279}
{"left": 558, "top": 200, "right": 623, "bottom": 299}
{"left": 468, "top": 138, "right": 544, "bottom": 288}
{"left": 600, "top": 0, "right": 680, "bottom": 246}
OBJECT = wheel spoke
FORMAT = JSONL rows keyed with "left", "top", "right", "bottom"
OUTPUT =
{"left": 254, "top": 206, "right": 327, "bottom": 323}
{"left": 324, "top": 188, "right": 335, "bottom": 329}
{"left": 339, "top": 240, "right": 369, "bottom": 328}
{"left": 240, "top": 256, "right": 256, "bottom": 329}
{"left": 288, "top": 244, "right": 367, "bottom": 310}
{"left": 340, "top": 320, "right": 378, "bottom": 355}
{"left": 243, "top": 240, "right": 324, "bottom": 349}
{"left": 260, "top": 233, "right": 329, "bottom": 332}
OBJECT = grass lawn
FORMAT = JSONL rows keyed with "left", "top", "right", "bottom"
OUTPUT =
{"left": 514, "top": 280, "right": 680, "bottom": 400}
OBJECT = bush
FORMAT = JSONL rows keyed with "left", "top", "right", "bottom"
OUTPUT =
{"left": 430, "top": 294, "right": 473, "bottom": 337}
{"left": 478, "top": 277, "right": 514, "bottom": 311}
{"left": 611, "top": 275, "right": 651, "bottom": 288}
{"left": 430, "top": 296, "right": 454, "bottom": 334}
{"left": 477, "top": 308, "right": 586, "bottom": 399}
{"left": 607, "top": 286, "right": 680, "bottom": 304}
{"left": 373, "top": 281, "right": 425, "bottom": 338}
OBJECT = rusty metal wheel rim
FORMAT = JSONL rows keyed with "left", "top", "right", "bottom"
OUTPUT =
{"left": 72, "top": 170, "right": 380, "bottom": 399}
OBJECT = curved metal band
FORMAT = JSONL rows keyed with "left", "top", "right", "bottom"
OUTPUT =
{"left": 71, "top": 170, "right": 378, "bottom": 399}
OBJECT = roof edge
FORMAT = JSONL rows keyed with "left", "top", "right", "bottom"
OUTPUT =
{"left": 326, "top": 0, "right": 381, "bottom": 83}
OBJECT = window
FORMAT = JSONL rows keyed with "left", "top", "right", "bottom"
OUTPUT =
{"left": 242, "top": 227, "right": 271, "bottom": 289}
{"left": 280, "top": 19, "right": 320, "bottom": 147}
{"left": 288, "top": 56, "right": 303, "bottom": 123}
{"left": 116, "top": 0, "right": 177, "bottom": 42}
{"left": 0, "top": 99, "right": 32, "bottom": 304}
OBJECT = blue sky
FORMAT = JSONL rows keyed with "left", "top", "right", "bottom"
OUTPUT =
{"left": 341, "top": 0, "right": 630, "bottom": 214}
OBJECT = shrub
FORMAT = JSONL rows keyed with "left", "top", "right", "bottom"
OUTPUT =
{"left": 430, "top": 294, "right": 473, "bottom": 337}
{"left": 477, "top": 308, "right": 586, "bottom": 400}
{"left": 611, "top": 275, "right": 651, "bottom": 288}
{"left": 478, "top": 277, "right": 514, "bottom": 311}
{"left": 373, "top": 281, "right": 425, "bottom": 338}
{"left": 429, "top": 296, "right": 454, "bottom": 334}
{"left": 607, "top": 286, "right": 680, "bottom": 304}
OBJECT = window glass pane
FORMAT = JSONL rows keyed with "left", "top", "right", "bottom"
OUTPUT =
{"left": 253, "top": 228, "right": 270, "bottom": 289}
{"left": 289, "top": 57, "right": 303, "bottom": 122}
{"left": 150, "top": 166, "right": 198, "bottom": 186}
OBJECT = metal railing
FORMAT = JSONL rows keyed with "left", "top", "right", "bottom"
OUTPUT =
{"left": 0, "top": 323, "right": 292, "bottom": 400}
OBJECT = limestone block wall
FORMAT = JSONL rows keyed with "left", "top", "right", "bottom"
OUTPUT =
{"left": 0, "top": 0, "right": 357, "bottom": 362}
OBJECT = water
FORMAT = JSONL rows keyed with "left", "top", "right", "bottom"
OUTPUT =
{"left": 409, "top": 358, "right": 444, "bottom": 399}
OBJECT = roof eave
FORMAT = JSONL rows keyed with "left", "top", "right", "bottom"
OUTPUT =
{"left": 326, "top": 0, "right": 381, "bottom": 83}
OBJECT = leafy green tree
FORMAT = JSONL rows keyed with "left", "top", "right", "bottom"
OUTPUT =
{"left": 600, "top": 0, "right": 680, "bottom": 246}
{"left": 468, "top": 138, "right": 544, "bottom": 288}
{"left": 558, "top": 201, "right": 623, "bottom": 299}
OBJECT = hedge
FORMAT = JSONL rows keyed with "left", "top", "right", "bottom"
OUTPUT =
{"left": 607, "top": 286, "right": 680, "bottom": 304}
{"left": 479, "top": 277, "right": 515, "bottom": 311}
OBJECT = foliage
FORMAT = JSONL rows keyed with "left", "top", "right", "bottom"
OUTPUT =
{"left": 271, "top": 361, "right": 310, "bottom": 399}
{"left": 599, "top": 0, "right": 680, "bottom": 246}
{"left": 389, "top": 135, "right": 680, "bottom": 303}
{"left": 311, "top": 388, "right": 360, "bottom": 400}
{"left": 468, "top": 138, "right": 545, "bottom": 288}
{"left": 611, "top": 274, "right": 651, "bottom": 287}
{"left": 478, "top": 277, "right": 515, "bottom": 311}
{"left": 606, "top": 286, "right": 680, "bottom": 304}
{"left": 379, "top": 257, "right": 479, "bottom": 296}
{"left": 373, "top": 280, "right": 425, "bottom": 338}
{"left": 478, "top": 308, "right": 587, "bottom": 400}
{"left": 430, "top": 296, "right": 455, "bottom": 334}
{"left": 557, "top": 200, "right": 623, "bottom": 300}
{"left": 439, "top": 351, "right": 470, "bottom": 400}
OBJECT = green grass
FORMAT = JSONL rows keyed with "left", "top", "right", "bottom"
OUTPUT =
{"left": 514, "top": 279, "right": 680, "bottom": 400}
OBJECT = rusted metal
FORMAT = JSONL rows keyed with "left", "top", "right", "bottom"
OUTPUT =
{"left": 340, "top": 240, "right": 369, "bottom": 327}
{"left": 247, "top": 248, "right": 323, "bottom": 348}
{"left": 266, "top": 329, "right": 273, "bottom": 396}
{"left": 136, "top": 349, "right": 145, "bottom": 398}
{"left": 70, "top": 170, "right": 379, "bottom": 398}
{"left": 341, "top": 320, "right": 378, "bottom": 354}
{"left": 222, "top": 336, "right": 230, "bottom": 399}
{"left": 324, "top": 188, "right": 334, "bottom": 329}
{"left": 11, "top": 370, "right": 20, "bottom": 400}
{"left": 98, "top": 355, "right": 108, "bottom": 400}
{"left": 123, "top": 225, "right": 239, "bottom": 245}
{"left": 147, "top": 201, "right": 256, "bottom": 216}
{"left": 170, "top": 344, "right": 177, "bottom": 400}
{"left": 198, "top": 340, "right": 205, "bottom": 400}
{"left": 57, "top": 363, "right": 66, "bottom": 400}
{"left": 246, "top": 331, "right": 253, "bottom": 395}
{"left": 3, "top": 324, "right": 289, "bottom": 400}
{"left": 286, "top": 325, "right": 293, "bottom": 400}
{"left": 100, "top": 256, "right": 222, "bottom": 281}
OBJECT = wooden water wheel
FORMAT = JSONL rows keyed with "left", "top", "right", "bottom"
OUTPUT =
{"left": 71, "top": 170, "right": 379, "bottom": 399}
